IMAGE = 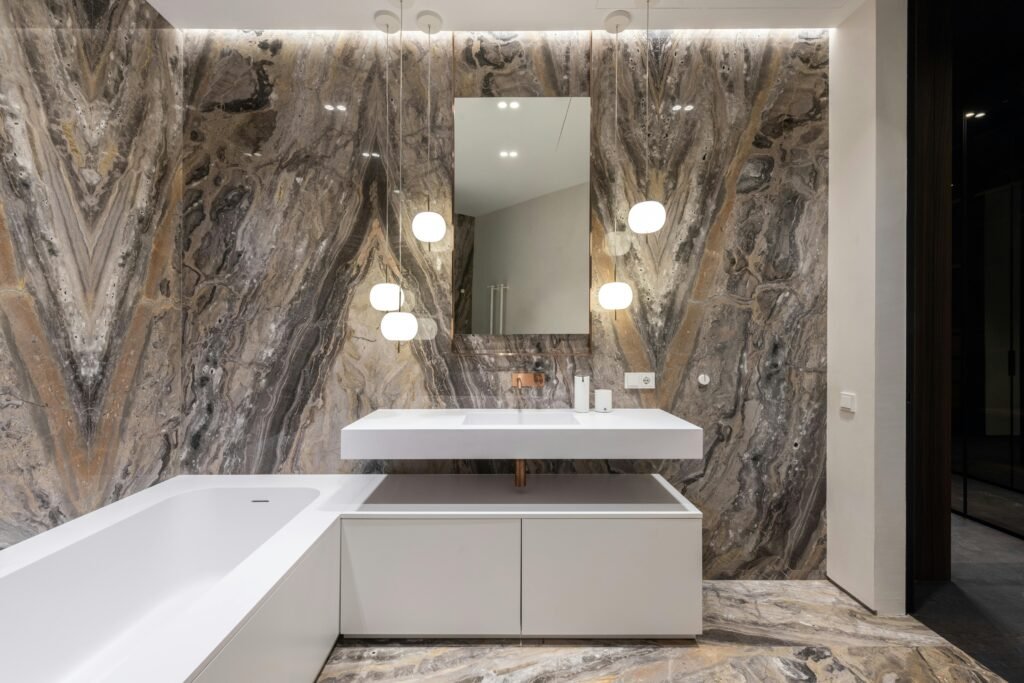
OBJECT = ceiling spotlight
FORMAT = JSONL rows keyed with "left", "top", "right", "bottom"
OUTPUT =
{"left": 499, "top": 151, "right": 509, "bottom": 158}
{"left": 324, "top": 104, "right": 335, "bottom": 111}
{"left": 965, "top": 112, "right": 976, "bottom": 118}
{"left": 975, "top": 111, "right": 986, "bottom": 118}
{"left": 509, "top": 101, "right": 520, "bottom": 109}
{"left": 498, "top": 101, "right": 508, "bottom": 109}
{"left": 671, "top": 104, "right": 682, "bottom": 112}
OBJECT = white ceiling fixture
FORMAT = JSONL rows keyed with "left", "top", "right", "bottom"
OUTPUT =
{"left": 148, "top": 0, "right": 864, "bottom": 31}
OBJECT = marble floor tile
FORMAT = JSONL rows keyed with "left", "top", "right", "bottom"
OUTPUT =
{"left": 317, "top": 581, "right": 1003, "bottom": 683}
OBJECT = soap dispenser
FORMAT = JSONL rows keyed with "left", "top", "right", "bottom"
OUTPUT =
{"left": 573, "top": 376, "right": 590, "bottom": 413}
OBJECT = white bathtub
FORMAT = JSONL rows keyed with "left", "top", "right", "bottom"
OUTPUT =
{"left": 0, "top": 475, "right": 383, "bottom": 683}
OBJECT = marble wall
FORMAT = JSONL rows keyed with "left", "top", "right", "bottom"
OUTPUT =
{"left": 0, "top": 7, "right": 828, "bottom": 579}
{"left": 0, "top": 0, "right": 181, "bottom": 545}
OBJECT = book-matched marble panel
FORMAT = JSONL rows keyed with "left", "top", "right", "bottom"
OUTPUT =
{"left": 0, "top": 0, "right": 181, "bottom": 547}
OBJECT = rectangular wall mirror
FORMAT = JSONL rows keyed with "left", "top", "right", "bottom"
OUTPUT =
{"left": 453, "top": 97, "right": 591, "bottom": 339}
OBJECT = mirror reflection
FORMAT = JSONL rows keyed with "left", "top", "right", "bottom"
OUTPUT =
{"left": 453, "top": 97, "right": 591, "bottom": 336}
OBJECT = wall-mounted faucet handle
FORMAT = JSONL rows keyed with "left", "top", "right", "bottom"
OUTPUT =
{"left": 511, "top": 372, "right": 544, "bottom": 389}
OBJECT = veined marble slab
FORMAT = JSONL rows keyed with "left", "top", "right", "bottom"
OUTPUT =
{"left": 341, "top": 409, "right": 702, "bottom": 460}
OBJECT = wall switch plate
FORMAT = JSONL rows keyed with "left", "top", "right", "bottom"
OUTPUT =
{"left": 625, "top": 372, "right": 656, "bottom": 390}
{"left": 839, "top": 391, "right": 857, "bottom": 413}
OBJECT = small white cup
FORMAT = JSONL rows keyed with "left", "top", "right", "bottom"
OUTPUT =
{"left": 595, "top": 389, "right": 613, "bottom": 413}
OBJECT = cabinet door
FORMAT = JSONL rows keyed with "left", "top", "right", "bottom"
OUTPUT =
{"left": 522, "top": 518, "right": 701, "bottom": 637}
{"left": 341, "top": 518, "right": 521, "bottom": 637}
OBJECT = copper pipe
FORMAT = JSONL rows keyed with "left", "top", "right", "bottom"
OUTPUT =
{"left": 514, "top": 459, "right": 526, "bottom": 488}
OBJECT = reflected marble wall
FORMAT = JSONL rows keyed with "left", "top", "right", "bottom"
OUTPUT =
{"left": 1, "top": 12, "right": 828, "bottom": 579}
{"left": 0, "top": 0, "right": 181, "bottom": 547}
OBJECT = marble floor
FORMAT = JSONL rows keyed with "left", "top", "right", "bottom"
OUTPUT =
{"left": 317, "top": 581, "right": 1003, "bottom": 682}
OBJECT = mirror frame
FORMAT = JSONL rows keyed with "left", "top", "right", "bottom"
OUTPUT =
{"left": 450, "top": 94, "right": 593, "bottom": 357}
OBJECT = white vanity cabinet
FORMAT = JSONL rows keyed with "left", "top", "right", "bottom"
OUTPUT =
{"left": 340, "top": 518, "right": 521, "bottom": 637}
{"left": 338, "top": 474, "right": 702, "bottom": 639}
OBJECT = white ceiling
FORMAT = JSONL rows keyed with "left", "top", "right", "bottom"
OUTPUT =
{"left": 149, "top": 0, "right": 864, "bottom": 31}
{"left": 455, "top": 97, "right": 590, "bottom": 217}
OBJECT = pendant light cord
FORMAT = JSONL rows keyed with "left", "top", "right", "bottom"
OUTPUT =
{"left": 398, "top": 0, "right": 404, "bottom": 302}
{"left": 645, "top": 0, "right": 651, "bottom": 193}
{"left": 384, "top": 27, "right": 391, "bottom": 284}
{"left": 426, "top": 24, "right": 432, "bottom": 211}
{"left": 613, "top": 26, "right": 619, "bottom": 283}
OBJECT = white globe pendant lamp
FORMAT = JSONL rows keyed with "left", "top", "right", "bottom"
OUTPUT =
{"left": 370, "top": 13, "right": 401, "bottom": 313}
{"left": 600, "top": 14, "right": 634, "bottom": 314}
{"left": 380, "top": 311, "right": 418, "bottom": 341}
{"left": 598, "top": 281, "right": 633, "bottom": 310}
{"left": 381, "top": 1, "right": 418, "bottom": 344}
{"left": 629, "top": 0, "right": 665, "bottom": 235}
{"left": 369, "top": 282, "right": 404, "bottom": 312}
{"left": 411, "top": 210, "right": 446, "bottom": 243}
{"left": 628, "top": 199, "right": 666, "bottom": 234}
{"left": 412, "top": 12, "right": 447, "bottom": 245}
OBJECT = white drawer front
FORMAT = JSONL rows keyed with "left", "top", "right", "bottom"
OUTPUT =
{"left": 340, "top": 518, "right": 521, "bottom": 637}
{"left": 522, "top": 518, "right": 702, "bottom": 637}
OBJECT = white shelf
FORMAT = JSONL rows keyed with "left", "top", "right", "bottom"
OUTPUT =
{"left": 340, "top": 408, "right": 703, "bottom": 460}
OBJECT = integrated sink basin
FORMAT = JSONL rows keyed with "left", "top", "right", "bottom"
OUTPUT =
{"left": 341, "top": 409, "right": 702, "bottom": 462}
{"left": 462, "top": 412, "right": 580, "bottom": 426}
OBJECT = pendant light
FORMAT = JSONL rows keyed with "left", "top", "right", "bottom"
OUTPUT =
{"left": 599, "top": 13, "right": 634, "bottom": 313}
{"left": 381, "top": 1, "right": 418, "bottom": 342}
{"left": 411, "top": 12, "right": 447, "bottom": 244}
{"left": 628, "top": 0, "right": 666, "bottom": 235}
{"left": 370, "top": 14, "right": 405, "bottom": 313}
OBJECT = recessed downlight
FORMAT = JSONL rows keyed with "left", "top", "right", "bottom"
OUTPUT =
{"left": 499, "top": 151, "right": 509, "bottom": 158}
{"left": 509, "top": 101, "right": 520, "bottom": 109}
{"left": 509, "top": 151, "right": 518, "bottom": 158}
{"left": 498, "top": 101, "right": 508, "bottom": 109}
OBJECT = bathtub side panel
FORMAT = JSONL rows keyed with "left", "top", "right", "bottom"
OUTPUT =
{"left": 189, "top": 519, "right": 341, "bottom": 683}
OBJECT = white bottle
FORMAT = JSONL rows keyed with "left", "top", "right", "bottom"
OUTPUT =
{"left": 595, "top": 389, "right": 612, "bottom": 413}
{"left": 574, "top": 376, "right": 590, "bottom": 413}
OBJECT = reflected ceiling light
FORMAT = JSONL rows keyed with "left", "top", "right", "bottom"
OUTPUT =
{"left": 509, "top": 101, "right": 520, "bottom": 109}
{"left": 628, "top": 0, "right": 666, "bottom": 235}
{"left": 683, "top": 104, "right": 695, "bottom": 112}
{"left": 509, "top": 150, "right": 518, "bottom": 158}
{"left": 498, "top": 101, "right": 508, "bottom": 109}
{"left": 381, "top": 311, "right": 418, "bottom": 341}
{"left": 975, "top": 111, "right": 986, "bottom": 118}
{"left": 415, "top": 317, "right": 439, "bottom": 340}
{"left": 965, "top": 112, "right": 976, "bottom": 118}
{"left": 369, "top": 283, "right": 404, "bottom": 312}
{"left": 324, "top": 104, "right": 335, "bottom": 111}
{"left": 361, "top": 152, "right": 371, "bottom": 157}
{"left": 336, "top": 104, "right": 347, "bottom": 111}
{"left": 411, "top": 10, "right": 447, "bottom": 246}
{"left": 499, "top": 150, "right": 509, "bottom": 158}
{"left": 371, "top": 152, "right": 380, "bottom": 158}
{"left": 601, "top": 9, "right": 634, "bottom": 315}
{"left": 672, "top": 104, "right": 682, "bottom": 112}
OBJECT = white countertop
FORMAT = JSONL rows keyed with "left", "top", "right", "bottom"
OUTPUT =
{"left": 340, "top": 408, "right": 703, "bottom": 460}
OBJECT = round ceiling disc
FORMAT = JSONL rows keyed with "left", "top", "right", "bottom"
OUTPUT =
{"left": 603, "top": 10, "right": 632, "bottom": 34}
{"left": 416, "top": 10, "right": 443, "bottom": 33}
{"left": 374, "top": 10, "right": 400, "bottom": 34}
